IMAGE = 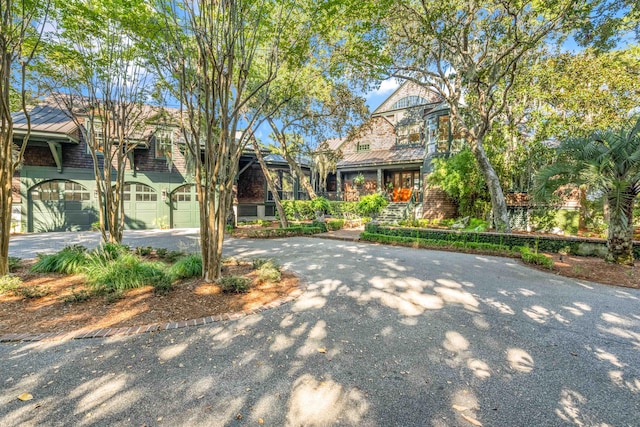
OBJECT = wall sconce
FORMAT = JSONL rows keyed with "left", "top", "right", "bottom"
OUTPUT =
{"left": 93, "top": 188, "right": 98, "bottom": 200}
{"left": 161, "top": 188, "right": 167, "bottom": 201}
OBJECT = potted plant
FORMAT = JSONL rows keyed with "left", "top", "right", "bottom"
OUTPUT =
{"left": 353, "top": 173, "right": 365, "bottom": 187}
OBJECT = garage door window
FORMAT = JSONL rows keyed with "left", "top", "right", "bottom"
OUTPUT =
{"left": 31, "top": 181, "right": 60, "bottom": 201}
{"left": 64, "top": 182, "right": 90, "bottom": 201}
{"left": 136, "top": 184, "right": 157, "bottom": 201}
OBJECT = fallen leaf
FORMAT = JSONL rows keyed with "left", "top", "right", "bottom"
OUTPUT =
{"left": 17, "top": 393, "right": 33, "bottom": 401}
{"left": 461, "top": 414, "right": 482, "bottom": 426}
{"left": 452, "top": 405, "right": 469, "bottom": 412}
{"left": 236, "top": 414, "right": 243, "bottom": 420}
{"left": 258, "top": 418, "right": 264, "bottom": 424}
{"left": 317, "top": 348, "right": 326, "bottom": 353}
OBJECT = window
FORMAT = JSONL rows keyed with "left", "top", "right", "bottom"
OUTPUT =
{"left": 391, "top": 96, "right": 428, "bottom": 110}
{"left": 172, "top": 184, "right": 197, "bottom": 202}
{"left": 155, "top": 127, "right": 174, "bottom": 159}
{"left": 357, "top": 142, "right": 370, "bottom": 152}
{"left": 85, "top": 118, "right": 105, "bottom": 155}
{"left": 64, "top": 182, "right": 90, "bottom": 201}
{"left": 31, "top": 181, "right": 60, "bottom": 201}
{"left": 135, "top": 184, "right": 157, "bottom": 201}
{"left": 397, "top": 124, "right": 423, "bottom": 145}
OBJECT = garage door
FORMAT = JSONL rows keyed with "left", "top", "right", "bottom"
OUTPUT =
{"left": 29, "top": 180, "right": 97, "bottom": 232}
{"left": 122, "top": 183, "right": 159, "bottom": 229}
{"left": 171, "top": 184, "right": 200, "bottom": 228}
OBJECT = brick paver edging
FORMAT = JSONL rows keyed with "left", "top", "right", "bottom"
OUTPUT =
{"left": 0, "top": 286, "right": 306, "bottom": 343}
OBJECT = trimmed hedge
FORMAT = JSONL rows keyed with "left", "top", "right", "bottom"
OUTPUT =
{"left": 246, "top": 226, "right": 324, "bottom": 238}
{"left": 360, "top": 232, "right": 554, "bottom": 268}
{"left": 360, "top": 232, "right": 518, "bottom": 257}
{"left": 365, "top": 223, "right": 640, "bottom": 259}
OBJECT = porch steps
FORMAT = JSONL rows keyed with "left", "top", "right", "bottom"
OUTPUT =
{"left": 377, "top": 202, "right": 409, "bottom": 224}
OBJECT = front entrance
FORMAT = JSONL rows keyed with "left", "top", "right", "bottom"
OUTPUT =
{"left": 387, "top": 171, "right": 420, "bottom": 202}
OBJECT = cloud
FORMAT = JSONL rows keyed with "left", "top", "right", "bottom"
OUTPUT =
{"left": 366, "top": 78, "right": 401, "bottom": 99}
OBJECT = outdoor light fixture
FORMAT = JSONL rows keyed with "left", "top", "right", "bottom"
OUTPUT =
{"left": 161, "top": 188, "right": 167, "bottom": 201}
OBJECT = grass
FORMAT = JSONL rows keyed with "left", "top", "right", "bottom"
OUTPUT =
{"left": 169, "top": 254, "right": 202, "bottom": 280}
{"left": 84, "top": 253, "right": 172, "bottom": 296}
{"left": 31, "top": 245, "right": 88, "bottom": 275}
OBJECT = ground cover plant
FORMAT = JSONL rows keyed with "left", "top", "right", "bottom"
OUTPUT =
{"left": 0, "top": 247, "right": 298, "bottom": 335}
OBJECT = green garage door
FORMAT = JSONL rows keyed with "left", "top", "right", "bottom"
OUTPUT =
{"left": 29, "top": 180, "right": 97, "bottom": 232}
{"left": 122, "top": 183, "right": 159, "bottom": 229}
{"left": 171, "top": 184, "right": 199, "bottom": 228}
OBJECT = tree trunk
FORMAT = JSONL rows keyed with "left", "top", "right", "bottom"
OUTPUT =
{"left": 0, "top": 169, "right": 11, "bottom": 277}
{"left": 604, "top": 193, "right": 635, "bottom": 265}
{"left": 470, "top": 135, "right": 511, "bottom": 232}
{"left": 283, "top": 150, "right": 317, "bottom": 200}
{"left": 253, "top": 140, "right": 288, "bottom": 228}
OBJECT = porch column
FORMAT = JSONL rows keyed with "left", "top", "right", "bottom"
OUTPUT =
{"left": 336, "top": 171, "right": 342, "bottom": 200}
{"left": 419, "top": 165, "right": 424, "bottom": 203}
{"left": 377, "top": 168, "right": 382, "bottom": 191}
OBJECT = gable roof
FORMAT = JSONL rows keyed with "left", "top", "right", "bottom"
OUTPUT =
{"left": 12, "top": 103, "right": 78, "bottom": 137}
{"left": 372, "top": 80, "right": 441, "bottom": 116}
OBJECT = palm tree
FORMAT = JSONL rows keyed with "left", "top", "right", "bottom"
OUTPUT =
{"left": 534, "top": 118, "right": 640, "bottom": 265}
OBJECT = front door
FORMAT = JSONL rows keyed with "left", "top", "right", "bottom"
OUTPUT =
{"left": 391, "top": 171, "right": 419, "bottom": 202}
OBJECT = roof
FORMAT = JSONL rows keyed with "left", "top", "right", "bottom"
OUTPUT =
{"left": 324, "top": 137, "right": 345, "bottom": 151}
{"left": 337, "top": 146, "right": 425, "bottom": 168}
{"left": 12, "top": 104, "right": 77, "bottom": 136}
{"left": 264, "top": 153, "right": 310, "bottom": 167}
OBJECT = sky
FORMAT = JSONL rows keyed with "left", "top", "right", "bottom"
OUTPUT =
{"left": 364, "top": 78, "right": 401, "bottom": 112}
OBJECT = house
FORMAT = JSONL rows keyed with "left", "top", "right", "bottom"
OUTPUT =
{"left": 10, "top": 100, "right": 313, "bottom": 232}
{"left": 324, "top": 80, "right": 461, "bottom": 219}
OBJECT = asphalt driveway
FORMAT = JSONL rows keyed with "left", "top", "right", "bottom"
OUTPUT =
{"left": 2, "top": 232, "right": 639, "bottom": 426}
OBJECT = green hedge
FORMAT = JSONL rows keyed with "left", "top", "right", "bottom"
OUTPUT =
{"left": 365, "top": 223, "right": 640, "bottom": 259}
{"left": 246, "top": 226, "right": 324, "bottom": 238}
{"left": 360, "top": 232, "right": 518, "bottom": 256}
{"left": 360, "top": 232, "right": 556, "bottom": 268}
{"left": 278, "top": 201, "right": 360, "bottom": 221}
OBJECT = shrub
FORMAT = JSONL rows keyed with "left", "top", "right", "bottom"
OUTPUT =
{"left": 464, "top": 218, "right": 490, "bottom": 232}
{"left": 84, "top": 253, "right": 171, "bottom": 295}
{"left": 61, "top": 287, "right": 91, "bottom": 303}
{"left": 135, "top": 246, "right": 153, "bottom": 256}
{"left": 257, "top": 260, "right": 281, "bottom": 283}
{"left": 328, "top": 201, "right": 359, "bottom": 216}
{"left": 357, "top": 193, "right": 388, "bottom": 216}
{"left": 219, "top": 275, "right": 250, "bottom": 293}
{"left": 14, "top": 284, "right": 50, "bottom": 299}
{"left": 8, "top": 257, "right": 21, "bottom": 272}
{"left": 252, "top": 258, "right": 271, "bottom": 269}
{"left": 310, "top": 220, "right": 328, "bottom": 232}
{"left": 31, "top": 246, "right": 88, "bottom": 275}
{"left": 92, "top": 243, "right": 130, "bottom": 263}
{"left": 520, "top": 247, "right": 554, "bottom": 268}
{"left": 169, "top": 254, "right": 202, "bottom": 280}
{"left": 310, "top": 197, "right": 331, "bottom": 214}
{"left": 159, "top": 250, "right": 186, "bottom": 263}
{"left": 327, "top": 219, "right": 345, "bottom": 231}
{"left": 0, "top": 275, "right": 22, "bottom": 295}
{"left": 155, "top": 248, "right": 168, "bottom": 257}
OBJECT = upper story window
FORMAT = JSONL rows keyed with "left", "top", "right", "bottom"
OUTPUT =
{"left": 397, "top": 124, "right": 423, "bottom": 146}
{"left": 357, "top": 142, "right": 370, "bottom": 152}
{"left": 426, "top": 114, "right": 464, "bottom": 154}
{"left": 391, "top": 96, "right": 428, "bottom": 110}
{"left": 154, "top": 127, "right": 174, "bottom": 159}
{"left": 85, "top": 118, "right": 105, "bottom": 155}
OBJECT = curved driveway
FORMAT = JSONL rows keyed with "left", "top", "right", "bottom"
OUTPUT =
{"left": 2, "top": 231, "right": 639, "bottom": 426}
